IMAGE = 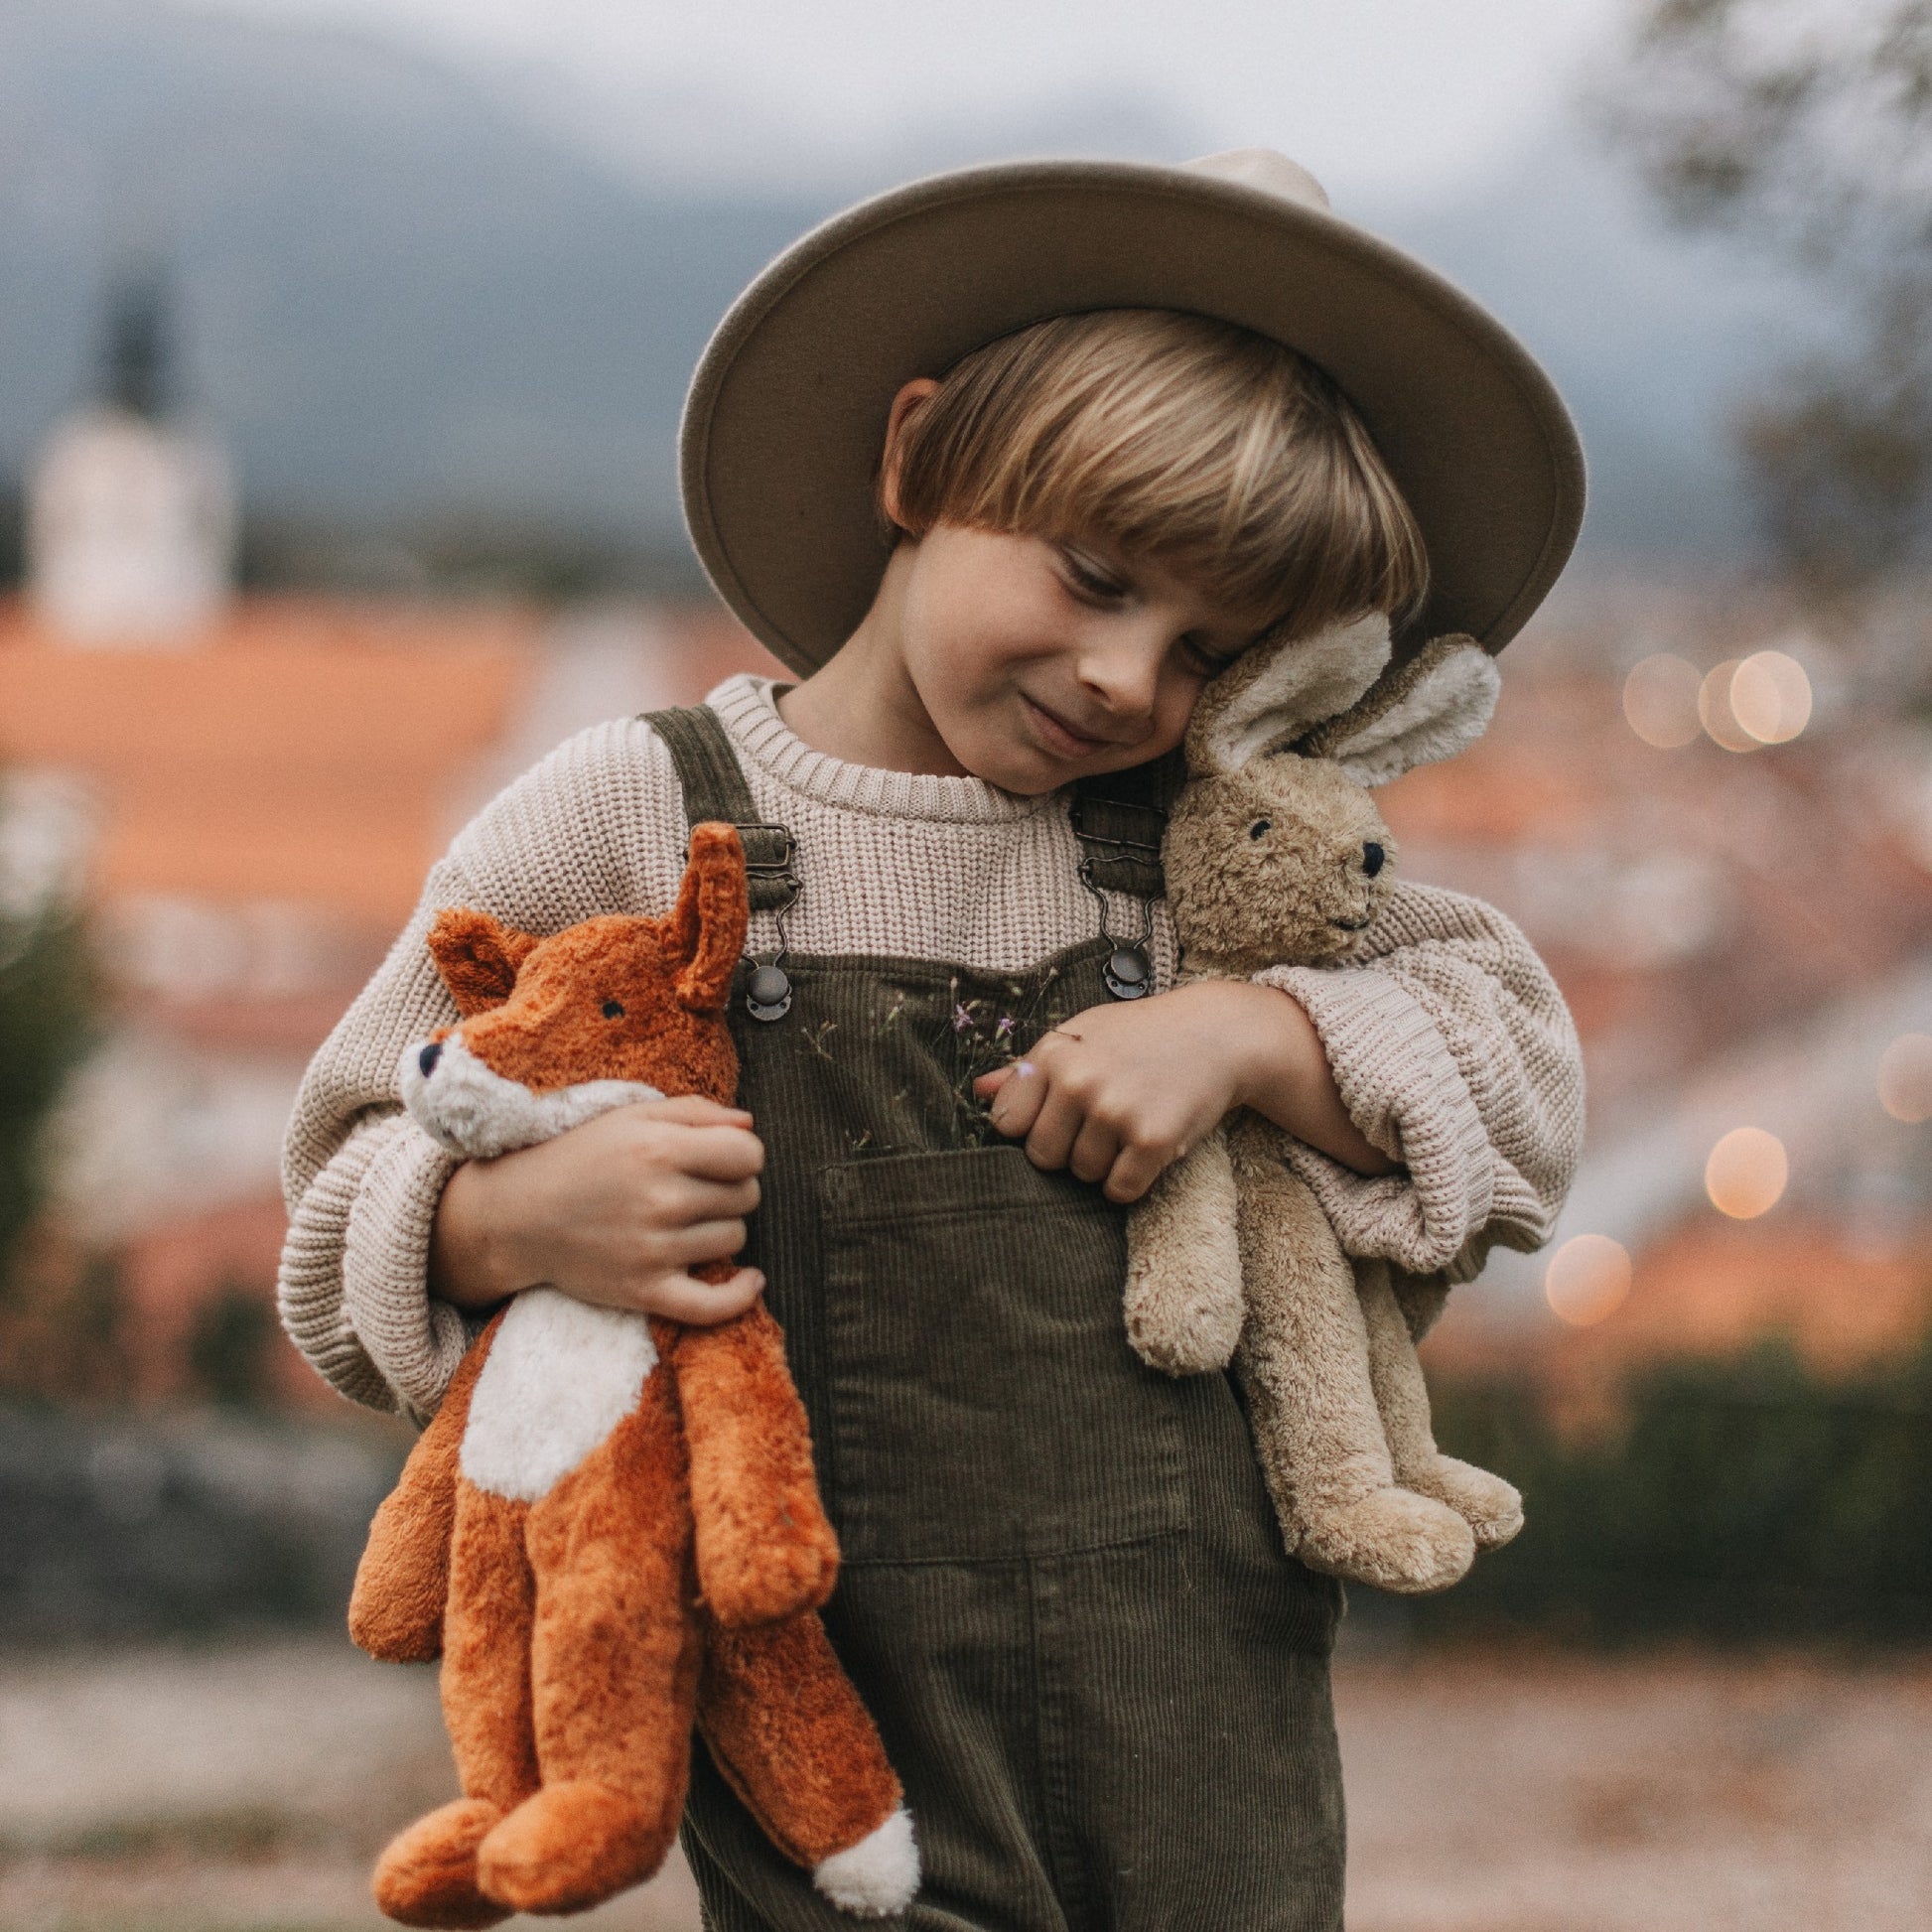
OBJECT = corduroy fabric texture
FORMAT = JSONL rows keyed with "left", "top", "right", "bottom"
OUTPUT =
{"left": 276, "top": 674, "right": 1581, "bottom": 1422}
{"left": 639, "top": 705, "right": 1343, "bottom": 1926}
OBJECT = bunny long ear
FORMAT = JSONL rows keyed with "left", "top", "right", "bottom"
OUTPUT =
{"left": 1184, "top": 613, "right": 1392, "bottom": 776}
{"left": 1300, "top": 634, "right": 1500, "bottom": 787}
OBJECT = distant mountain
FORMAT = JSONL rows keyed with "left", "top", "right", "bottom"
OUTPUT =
{"left": 0, "top": 0, "right": 1834, "bottom": 572}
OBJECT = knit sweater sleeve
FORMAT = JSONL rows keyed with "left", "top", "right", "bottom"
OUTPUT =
{"left": 1250, "top": 881, "right": 1584, "bottom": 1283}
{"left": 275, "top": 717, "right": 687, "bottom": 1420}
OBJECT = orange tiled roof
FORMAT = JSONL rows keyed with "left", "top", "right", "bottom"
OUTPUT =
{"left": 0, "top": 595, "right": 539, "bottom": 926}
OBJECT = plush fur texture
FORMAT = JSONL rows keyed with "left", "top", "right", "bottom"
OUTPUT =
{"left": 350, "top": 823, "right": 915, "bottom": 1924}
{"left": 1125, "top": 630, "right": 1523, "bottom": 1594}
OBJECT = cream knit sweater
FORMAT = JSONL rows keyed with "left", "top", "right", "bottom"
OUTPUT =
{"left": 278, "top": 674, "right": 1584, "bottom": 1420}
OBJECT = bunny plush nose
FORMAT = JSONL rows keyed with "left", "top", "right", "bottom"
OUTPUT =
{"left": 1362, "top": 842, "right": 1386, "bottom": 878}
{"left": 418, "top": 1039, "right": 444, "bottom": 1078}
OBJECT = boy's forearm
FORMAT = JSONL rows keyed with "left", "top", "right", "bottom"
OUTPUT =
{"left": 429, "top": 1160, "right": 524, "bottom": 1311}
{"left": 1196, "top": 979, "right": 1397, "bottom": 1176}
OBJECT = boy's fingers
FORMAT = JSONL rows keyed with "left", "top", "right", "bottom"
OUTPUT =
{"left": 1022, "top": 1087, "right": 1083, "bottom": 1173}
{"left": 667, "top": 1123, "right": 766, "bottom": 1180}
{"left": 984, "top": 1061, "right": 1043, "bottom": 1137}
{"left": 1067, "top": 1118, "right": 1122, "bottom": 1186}
{"left": 1102, "top": 1144, "right": 1167, "bottom": 1204}
{"left": 649, "top": 1266, "right": 765, "bottom": 1325}
{"left": 972, "top": 1066, "right": 1013, "bottom": 1098}
{"left": 662, "top": 1217, "right": 751, "bottom": 1267}
{"left": 639, "top": 1094, "right": 755, "bottom": 1128}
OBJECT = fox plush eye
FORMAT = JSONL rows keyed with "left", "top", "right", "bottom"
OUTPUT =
{"left": 1248, "top": 819, "right": 1272, "bottom": 840}
{"left": 602, "top": 1000, "right": 625, "bottom": 1020}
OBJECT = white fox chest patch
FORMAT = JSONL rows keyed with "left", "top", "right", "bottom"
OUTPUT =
{"left": 459, "top": 1289, "right": 659, "bottom": 1503}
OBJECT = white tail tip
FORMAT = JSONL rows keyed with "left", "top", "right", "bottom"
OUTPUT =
{"left": 812, "top": 1807, "right": 919, "bottom": 1917}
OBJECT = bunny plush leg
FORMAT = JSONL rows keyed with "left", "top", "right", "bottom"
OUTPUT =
{"left": 371, "top": 1476, "right": 538, "bottom": 1930}
{"left": 699, "top": 1612, "right": 918, "bottom": 1918}
{"left": 1228, "top": 1116, "right": 1473, "bottom": 1594}
{"left": 476, "top": 1380, "right": 703, "bottom": 1917}
{"left": 669, "top": 1301, "right": 841, "bottom": 1628}
{"left": 1124, "top": 1125, "right": 1246, "bottom": 1373}
{"left": 1362, "top": 1263, "right": 1523, "bottom": 1551}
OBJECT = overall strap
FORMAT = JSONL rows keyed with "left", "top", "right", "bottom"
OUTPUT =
{"left": 642, "top": 705, "right": 800, "bottom": 914}
{"left": 1068, "top": 750, "right": 1182, "bottom": 899}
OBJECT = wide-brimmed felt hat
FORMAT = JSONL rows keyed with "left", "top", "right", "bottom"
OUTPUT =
{"left": 680, "top": 149, "right": 1586, "bottom": 677}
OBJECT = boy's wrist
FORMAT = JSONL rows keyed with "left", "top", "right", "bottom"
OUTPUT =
{"left": 430, "top": 1157, "right": 524, "bottom": 1311}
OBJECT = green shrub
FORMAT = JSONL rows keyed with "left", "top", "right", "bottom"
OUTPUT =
{"left": 1415, "top": 1339, "right": 1932, "bottom": 1644}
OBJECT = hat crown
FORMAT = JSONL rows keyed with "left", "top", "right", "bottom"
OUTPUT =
{"left": 1185, "top": 148, "right": 1331, "bottom": 213}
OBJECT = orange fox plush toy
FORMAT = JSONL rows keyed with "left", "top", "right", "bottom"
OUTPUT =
{"left": 348, "top": 823, "right": 918, "bottom": 1926}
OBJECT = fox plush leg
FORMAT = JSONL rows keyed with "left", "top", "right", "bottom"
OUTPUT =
{"left": 700, "top": 1612, "right": 918, "bottom": 1918}
{"left": 1123, "top": 1126, "right": 1246, "bottom": 1374}
{"left": 372, "top": 1479, "right": 538, "bottom": 1930}
{"left": 350, "top": 1316, "right": 499, "bottom": 1664}
{"left": 476, "top": 1385, "right": 702, "bottom": 1916}
{"left": 1229, "top": 1117, "right": 1474, "bottom": 1594}
{"left": 1361, "top": 1262, "right": 1523, "bottom": 1551}
{"left": 671, "top": 1302, "right": 840, "bottom": 1628}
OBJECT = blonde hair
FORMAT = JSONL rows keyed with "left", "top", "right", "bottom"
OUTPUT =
{"left": 888, "top": 309, "right": 1430, "bottom": 638}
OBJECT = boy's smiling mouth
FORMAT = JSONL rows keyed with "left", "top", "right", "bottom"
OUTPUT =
{"left": 1020, "top": 691, "right": 1121, "bottom": 759}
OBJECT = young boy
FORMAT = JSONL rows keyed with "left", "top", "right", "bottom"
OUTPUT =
{"left": 281, "top": 150, "right": 1584, "bottom": 1929}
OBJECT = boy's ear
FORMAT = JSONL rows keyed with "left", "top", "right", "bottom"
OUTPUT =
{"left": 426, "top": 908, "right": 541, "bottom": 1017}
{"left": 1184, "top": 613, "right": 1392, "bottom": 776}
{"left": 667, "top": 822, "right": 751, "bottom": 1013}
{"left": 1300, "top": 634, "right": 1499, "bottom": 786}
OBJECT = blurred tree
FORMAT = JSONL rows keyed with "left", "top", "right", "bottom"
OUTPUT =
{"left": 1612, "top": 1, "right": 1932, "bottom": 595}
{"left": 0, "top": 903, "right": 95, "bottom": 1288}
{"left": 186, "top": 1283, "right": 280, "bottom": 1409}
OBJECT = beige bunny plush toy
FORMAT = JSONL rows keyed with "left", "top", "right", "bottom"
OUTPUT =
{"left": 1125, "top": 615, "right": 1524, "bottom": 1595}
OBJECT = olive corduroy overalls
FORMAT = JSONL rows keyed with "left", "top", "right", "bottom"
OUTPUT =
{"left": 646, "top": 704, "right": 1346, "bottom": 1932}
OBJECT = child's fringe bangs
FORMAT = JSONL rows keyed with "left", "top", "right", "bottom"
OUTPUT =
{"left": 891, "top": 311, "right": 1431, "bottom": 638}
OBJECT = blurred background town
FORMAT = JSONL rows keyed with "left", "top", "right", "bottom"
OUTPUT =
{"left": 4, "top": 0, "right": 1932, "bottom": 1927}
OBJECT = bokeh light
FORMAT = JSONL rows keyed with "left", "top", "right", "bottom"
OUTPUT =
{"left": 1622, "top": 653, "right": 1702, "bottom": 748}
{"left": 1705, "top": 1127, "right": 1788, "bottom": 1218}
{"left": 1729, "top": 649, "right": 1812, "bottom": 744}
{"left": 1545, "top": 1234, "right": 1633, "bottom": 1326}
{"left": 1877, "top": 1032, "right": 1932, "bottom": 1123}
{"left": 1697, "top": 659, "right": 1760, "bottom": 753}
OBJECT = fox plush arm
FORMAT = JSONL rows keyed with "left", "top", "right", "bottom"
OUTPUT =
{"left": 671, "top": 1303, "right": 840, "bottom": 1629}
{"left": 348, "top": 1310, "right": 501, "bottom": 1661}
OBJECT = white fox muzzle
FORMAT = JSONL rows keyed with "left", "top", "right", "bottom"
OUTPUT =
{"left": 399, "top": 1031, "right": 663, "bottom": 1160}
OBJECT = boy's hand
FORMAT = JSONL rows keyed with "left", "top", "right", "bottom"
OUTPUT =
{"left": 429, "top": 1095, "right": 766, "bottom": 1323}
{"left": 972, "top": 978, "right": 1392, "bottom": 1202}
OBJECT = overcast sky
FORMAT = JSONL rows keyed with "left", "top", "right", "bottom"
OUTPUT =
{"left": 195, "top": 0, "right": 1638, "bottom": 208}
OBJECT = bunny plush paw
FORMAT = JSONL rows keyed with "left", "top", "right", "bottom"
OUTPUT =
{"left": 1295, "top": 1486, "right": 1476, "bottom": 1595}
{"left": 1403, "top": 1454, "right": 1524, "bottom": 1551}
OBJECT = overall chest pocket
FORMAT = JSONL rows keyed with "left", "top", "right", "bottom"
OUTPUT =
{"left": 816, "top": 1146, "right": 1189, "bottom": 1565}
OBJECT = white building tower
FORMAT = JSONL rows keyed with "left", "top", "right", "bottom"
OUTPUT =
{"left": 26, "top": 280, "right": 237, "bottom": 646}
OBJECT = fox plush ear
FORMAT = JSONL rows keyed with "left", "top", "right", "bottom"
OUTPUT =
{"left": 667, "top": 822, "right": 752, "bottom": 1012}
{"left": 1299, "top": 633, "right": 1500, "bottom": 786}
{"left": 1184, "top": 613, "right": 1392, "bottom": 776}
{"left": 426, "top": 907, "right": 541, "bottom": 1017}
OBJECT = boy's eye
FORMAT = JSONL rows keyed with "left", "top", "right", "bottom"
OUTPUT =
{"left": 602, "top": 1000, "right": 625, "bottom": 1020}
{"left": 1057, "top": 548, "right": 1124, "bottom": 601}
{"left": 1183, "top": 636, "right": 1240, "bottom": 677}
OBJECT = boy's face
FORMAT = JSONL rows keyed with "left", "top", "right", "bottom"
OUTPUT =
{"left": 893, "top": 523, "right": 1272, "bottom": 795}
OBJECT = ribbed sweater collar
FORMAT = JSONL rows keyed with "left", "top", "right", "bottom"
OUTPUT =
{"left": 708, "top": 674, "right": 1054, "bottom": 827}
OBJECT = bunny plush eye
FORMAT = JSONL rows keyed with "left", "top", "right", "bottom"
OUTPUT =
{"left": 602, "top": 1000, "right": 625, "bottom": 1020}
{"left": 1248, "top": 818, "right": 1272, "bottom": 840}
{"left": 1361, "top": 843, "right": 1386, "bottom": 877}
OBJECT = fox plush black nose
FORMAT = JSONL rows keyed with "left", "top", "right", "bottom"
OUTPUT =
{"left": 418, "top": 1039, "right": 444, "bottom": 1078}
{"left": 1362, "top": 842, "right": 1386, "bottom": 877}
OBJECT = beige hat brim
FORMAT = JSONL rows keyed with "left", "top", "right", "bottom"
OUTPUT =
{"left": 680, "top": 157, "right": 1586, "bottom": 676}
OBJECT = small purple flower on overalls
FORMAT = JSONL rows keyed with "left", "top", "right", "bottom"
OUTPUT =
{"left": 953, "top": 1003, "right": 974, "bottom": 1033}
{"left": 995, "top": 1015, "right": 1016, "bottom": 1041}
